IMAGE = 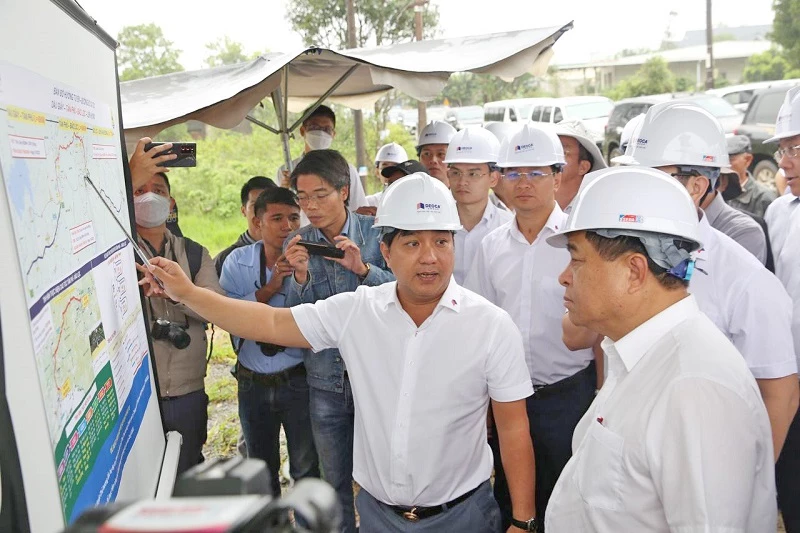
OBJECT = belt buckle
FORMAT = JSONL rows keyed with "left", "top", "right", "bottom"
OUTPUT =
{"left": 402, "top": 507, "right": 419, "bottom": 522}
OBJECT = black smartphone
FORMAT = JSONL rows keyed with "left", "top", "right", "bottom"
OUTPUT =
{"left": 297, "top": 241, "right": 345, "bottom": 259}
{"left": 144, "top": 142, "right": 197, "bottom": 167}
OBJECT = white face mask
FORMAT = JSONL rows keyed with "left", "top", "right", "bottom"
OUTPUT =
{"left": 134, "top": 192, "right": 171, "bottom": 228}
{"left": 304, "top": 130, "right": 333, "bottom": 151}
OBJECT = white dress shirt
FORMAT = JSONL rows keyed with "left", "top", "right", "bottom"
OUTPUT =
{"left": 365, "top": 190, "right": 383, "bottom": 207}
{"left": 689, "top": 214, "right": 798, "bottom": 377}
{"left": 465, "top": 203, "right": 594, "bottom": 385}
{"left": 453, "top": 200, "right": 514, "bottom": 284}
{"left": 765, "top": 194, "right": 800, "bottom": 360}
{"left": 291, "top": 280, "right": 532, "bottom": 507}
{"left": 704, "top": 192, "right": 768, "bottom": 265}
{"left": 546, "top": 295, "right": 776, "bottom": 533}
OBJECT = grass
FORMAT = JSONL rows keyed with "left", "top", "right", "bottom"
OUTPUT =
{"left": 179, "top": 213, "right": 245, "bottom": 257}
{"left": 203, "top": 333, "right": 240, "bottom": 459}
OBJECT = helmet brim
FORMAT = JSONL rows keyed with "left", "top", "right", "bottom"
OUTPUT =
{"left": 764, "top": 129, "right": 800, "bottom": 144}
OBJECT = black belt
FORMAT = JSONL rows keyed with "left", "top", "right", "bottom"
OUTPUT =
{"left": 532, "top": 361, "right": 595, "bottom": 401}
{"left": 388, "top": 485, "right": 480, "bottom": 521}
{"left": 235, "top": 363, "right": 305, "bottom": 387}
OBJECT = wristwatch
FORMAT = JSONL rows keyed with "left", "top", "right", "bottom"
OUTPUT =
{"left": 511, "top": 516, "right": 539, "bottom": 532}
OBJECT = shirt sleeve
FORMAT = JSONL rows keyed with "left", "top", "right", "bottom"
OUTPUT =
{"left": 646, "top": 378, "right": 773, "bottom": 531}
{"left": 290, "top": 291, "right": 357, "bottom": 353}
{"left": 729, "top": 268, "right": 797, "bottom": 378}
{"left": 219, "top": 252, "right": 257, "bottom": 303}
{"left": 485, "top": 310, "right": 533, "bottom": 402}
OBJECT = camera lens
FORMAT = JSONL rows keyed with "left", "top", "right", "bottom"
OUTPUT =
{"left": 152, "top": 319, "right": 170, "bottom": 340}
{"left": 167, "top": 324, "right": 191, "bottom": 350}
{"left": 257, "top": 342, "right": 284, "bottom": 357}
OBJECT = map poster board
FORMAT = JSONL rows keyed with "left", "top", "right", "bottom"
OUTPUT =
{"left": 0, "top": 61, "right": 153, "bottom": 523}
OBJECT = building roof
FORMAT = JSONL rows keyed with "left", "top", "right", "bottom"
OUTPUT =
{"left": 557, "top": 40, "right": 772, "bottom": 71}
{"left": 676, "top": 25, "right": 770, "bottom": 47}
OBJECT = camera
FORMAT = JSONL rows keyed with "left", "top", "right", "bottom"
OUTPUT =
{"left": 144, "top": 141, "right": 197, "bottom": 167}
{"left": 257, "top": 341, "right": 286, "bottom": 357}
{"left": 152, "top": 319, "right": 191, "bottom": 349}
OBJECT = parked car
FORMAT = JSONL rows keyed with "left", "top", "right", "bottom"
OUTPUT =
{"left": 734, "top": 83, "right": 800, "bottom": 187}
{"left": 706, "top": 79, "right": 800, "bottom": 113}
{"left": 483, "top": 98, "right": 534, "bottom": 125}
{"left": 603, "top": 93, "right": 743, "bottom": 163}
{"left": 446, "top": 105, "right": 484, "bottom": 130}
{"left": 527, "top": 96, "right": 614, "bottom": 147}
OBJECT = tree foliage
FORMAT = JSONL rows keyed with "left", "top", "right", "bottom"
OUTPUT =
{"left": 771, "top": 0, "right": 800, "bottom": 70}
{"left": 205, "top": 37, "right": 250, "bottom": 67}
{"left": 286, "top": 0, "right": 439, "bottom": 48}
{"left": 604, "top": 57, "right": 676, "bottom": 100}
{"left": 117, "top": 24, "right": 183, "bottom": 81}
{"left": 432, "top": 73, "right": 546, "bottom": 107}
{"left": 743, "top": 48, "right": 800, "bottom": 82}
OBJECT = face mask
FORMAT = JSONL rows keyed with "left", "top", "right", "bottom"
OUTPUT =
{"left": 304, "top": 130, "right": 333, "bottom": 151}
{"left": 134, "top": 192, "right": 171, "bottom": 228}
{"left": 721, "top": 174, "right": 743, "bottom": 202}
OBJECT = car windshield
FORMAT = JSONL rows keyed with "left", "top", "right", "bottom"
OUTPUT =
{"left": 565, "top": 101, "right": 614, "bottom": 120}
{"left": 455, "top": 106, "right": 484, "bottom": 121}
{"left": 427, "top": 107, "right": 448, "bottom": 122}
{"left": 518, "top": 104, "right": 534, "bottom": 120}
{"left": 691, "top": 96, "right": 741, "bottom": 118}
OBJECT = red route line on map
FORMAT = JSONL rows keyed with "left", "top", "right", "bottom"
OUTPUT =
{"left": 52, "top": 295, "right": 83, "bottom": 393}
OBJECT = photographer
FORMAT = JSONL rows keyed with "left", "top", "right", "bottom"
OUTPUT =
{"left": 135, "top": 172, "right": 224, "bottom": 474}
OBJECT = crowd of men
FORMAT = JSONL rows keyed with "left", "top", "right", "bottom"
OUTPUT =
{"left": 129, "top": 88, "right": 800, "bottom": 533}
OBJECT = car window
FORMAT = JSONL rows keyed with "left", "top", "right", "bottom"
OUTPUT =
{"left": 542, "top": 106, "right": 553, "bottom": 122}
{"left": 609, "top": 104, "right": 630, "bottom": 127}
{"left": 723, "top": 93, "right": 740, "bottom": 106}
{"left": 553, "top": 107, "right": 563, "bottom": 122}
{"left": 531, "top": 106, "right": 543, "bottom": 122}
{"left": 484, "top": 107, "right": 504, "bottom": 123}
{"left": 509, "top": 108, "right": 518, "bottom": 121}
{"left": 752, "top": 90, "right": 788, "bottom": 125}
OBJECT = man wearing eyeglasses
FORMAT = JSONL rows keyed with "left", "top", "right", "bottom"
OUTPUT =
{"left": 219, "top": 187, "right": 320, "bottom": 497}
{"left": 281, "top": 149, "right": 395, "bottom": 533}
{"left": 444, "top": 127, "right": 513, "bottom": 284}
{"left": 764, "top": 85, "right": 800, "bottom": 533}
{"left": 466, "top": 123, "right": 597, "bottom": 530}
{"left": 276, "top": 105, "right": 368, "bottom": 214}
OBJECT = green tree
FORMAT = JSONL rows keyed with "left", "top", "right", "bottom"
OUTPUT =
{"left": 117, "top": 24, "right": 183, "bottom": 81}
{"left": 205, "top": 36, "right": 249, "bottom": 67}
{"left": 604, "top": 57, "right": 675, "bottom": 100}
{"left": 771, "top": 0, "right": 800, "bottom": 70}
{"left": 743, "top": 48, "right": 800, "bottom": 81}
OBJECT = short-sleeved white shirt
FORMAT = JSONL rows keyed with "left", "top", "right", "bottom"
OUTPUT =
{"left": 546, "top": 296, "right": 776, "bottom": 533}
{"left": 291, "top": 280, "right": 532, "bottom": 507}
{"left": 465, "top": 203, "right": 594, "bottom": 385}
{"left": 765, "top": 194, "right": 800, "bottom": 359}
{"left": 689, "top": 214, "right": 797, "bottom": 377}
{"left": 453, "top": 200, "right": 514, "bottom": 284}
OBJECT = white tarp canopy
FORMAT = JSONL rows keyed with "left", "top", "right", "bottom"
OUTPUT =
{"left": 120, "top": 22, "right": 573, "bottom": 143}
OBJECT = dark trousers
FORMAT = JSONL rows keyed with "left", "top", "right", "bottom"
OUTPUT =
{"left": 490, "top": 362, "right": 596, "bottom": 531}
{"left": 237, "top": 365, "right": 320, "bottom": 496}
{"left": 778, "top": 405, "right": 800, "bottom": 533}
{"left": 160, "top": 389, "right": 208, "bottom": 475}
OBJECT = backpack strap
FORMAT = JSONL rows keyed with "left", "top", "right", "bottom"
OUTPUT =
{"left": 183, "top": 237, "right": 203, "bottom": 282}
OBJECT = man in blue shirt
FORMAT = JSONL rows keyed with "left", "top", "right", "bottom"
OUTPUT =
{"left": 220, "top": 187, "right": 319, "bottom": 496}
{"left": 283, "top": 149, "right": 395, "bottom": 533}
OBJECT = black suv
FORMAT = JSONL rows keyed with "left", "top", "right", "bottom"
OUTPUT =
{"left": 603, "top": 93, "right": 743, "bottom": 164}
{"left": 734, "top": 83, "right": 799, "bottom": 188}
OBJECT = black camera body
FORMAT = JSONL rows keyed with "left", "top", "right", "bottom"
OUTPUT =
{"left": 152, "top": 319, "right": 191, "bottom": 349}
{"left": 144, "top": 142, "right": 197, "bottom": 167}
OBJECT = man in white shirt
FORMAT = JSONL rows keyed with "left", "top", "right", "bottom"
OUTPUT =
{"left": 545, "top": 166, "right": 776, "bottom": 533}
{"left": 276, "top": 104, "right": 368, "bottom": 213}
{"left": 607, "top": 100, "right": 799, "bottom": 461}
{"left": 138, "top": 172, "right": 539, "bottom": 533}
{"left": 764, "top": 85, "right": 800, "bottom": 533}
{"left": 444, "top": 127, "right": 513, "bottom": 284}
{"left": 466, "top": 124, "right": 596, "bottom": 530}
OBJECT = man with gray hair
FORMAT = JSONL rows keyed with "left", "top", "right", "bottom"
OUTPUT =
{"left": 727, "top": 134, "right": 778, "bottom": 217}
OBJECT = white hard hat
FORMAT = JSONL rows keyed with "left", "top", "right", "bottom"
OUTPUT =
{"left": 373, "top": 172, "right": 462, "bottom": 232}
{"left": 497, "top": 123, "right": 566, "bottom": 168}
{"left": 618, "top": 113, "right": 646, "bottom": 156}
{"left": 612, "top": 101, "right": 730, "bottom": 169}
{"left": 417, "top": 120, "right": 456, "bottom": 149}
{"left": 443, "top": 127, "right": 501, "bottom": 164}
{"left": 554, "top": 120, "right": 607, "bottom": 172}
{"left": 375, "top": 142, "right": 409, "bottom": 164}
{"left": 484, "top": 122, "right": 521, "bottom": 144}
{"left": 765, "top": 86, "right": 800, "bottom": 143}
{"left": 547, "top": 166, "right": 702, "bottom": 252}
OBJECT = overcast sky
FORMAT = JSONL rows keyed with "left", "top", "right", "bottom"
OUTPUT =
{"left": 76, "top": 0, "right": 775, "bottom": 70}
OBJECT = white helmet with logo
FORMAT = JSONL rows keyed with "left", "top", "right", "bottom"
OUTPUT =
{"left": 547, "top": 166, "right": 702, "bottom": 252}
{"left": 373, "top": 172, "right": 462, "bottom": 231}
{"left": 443, "top": 127, "right": 501, "bottom": 164}
{"left": 497, "top": 123, "right": 566, "bottom": 168}
{"left": 484, "top": 122, "right": 521, "bottom": 144}
{"left": 765, "top": 86, "right": 800, "bottom": 143}
{"left": 375, "top": 142, "right": 409, "bottom": 164}
{"left": 618, "top": 113, "right": 646, "bottom": 157}
{"left": 417, "top": 120, "right": 457, "bottom": 149}
{"left": 611, "top": 101, "right": 730, "bottom": 169}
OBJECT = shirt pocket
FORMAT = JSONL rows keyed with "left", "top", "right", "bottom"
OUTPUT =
{"left": 575, "top": 420, "right": 625, "bottom": 511}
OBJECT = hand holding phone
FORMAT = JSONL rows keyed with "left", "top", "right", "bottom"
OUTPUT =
{"left": 297, "top": 240, "right": 345, "bottom": 259}
{"left": 144, "top": 142, "right": 197, "bottom": 167}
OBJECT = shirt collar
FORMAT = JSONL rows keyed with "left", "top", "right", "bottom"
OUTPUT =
{"left": 311, "top": 211, "right": 353, "bottom": 243}
{"left": 240, "top": 230, "right": 257, "bottom": 245}
{"left": 602, "top": 294, "right": 700, "bottom": 373}
{"left": 382, "top": 277, "right": 464, "bottom": 314}
{"left": 459, "top": 201, "right": 499, "bottom": 234}
{"left": 510, "top": 202, "right": 565, "bottom": 244}
{"left": 239, "top": 241, "right": 263, "bottom": 267}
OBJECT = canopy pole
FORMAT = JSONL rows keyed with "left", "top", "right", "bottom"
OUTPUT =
{"left": 244, "top": 114, "right": 279, "bottom": 135}
{"left": 287, "top": 64, "right": 359, "bottom": 133}
{"left": 272, "top": 85, "right": 294, "bottom": 175}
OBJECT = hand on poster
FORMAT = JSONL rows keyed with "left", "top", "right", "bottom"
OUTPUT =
{"left": 137, "top": 257, "right": 194, "bottom": 302}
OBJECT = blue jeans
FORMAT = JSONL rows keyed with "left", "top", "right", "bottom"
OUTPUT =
{"left": 237, "top": 366, "right": 320, "bottom": 496}
{"left": 310, "top": 379, "right": 356, "bottom": 533}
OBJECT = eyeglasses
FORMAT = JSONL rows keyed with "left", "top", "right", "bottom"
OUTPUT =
{"left": 296, "top": 189, "right": 337, "bottom": 207}
{"left": 669, "top": 168, "right": 702, "bottom": 181}
{"left": 501, "top": 171, "right": 557, "bottom": 181}
{"left": 447, "top": 168, "right": 490, "bottom": 180}
{"left": 305, "top": 124, "right": 334, "bottom": 135}
{"left": 774, "top": 145, "right": 800, "bottom": 162}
